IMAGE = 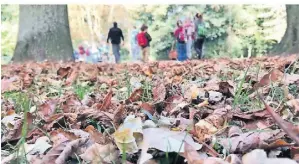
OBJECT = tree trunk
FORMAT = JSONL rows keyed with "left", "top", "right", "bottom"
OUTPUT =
{"left": 273, "top": 5, "right": 299, "bottom": 55}
{"left": 13, "top": 5, "right": 73, "bottom": 62}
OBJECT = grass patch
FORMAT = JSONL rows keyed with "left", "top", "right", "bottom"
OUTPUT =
{"left": 73, "top": 83, "right": 94, "bottom": 100}
{"left": 3, "top": 91, "right": 31, "bottom": 114}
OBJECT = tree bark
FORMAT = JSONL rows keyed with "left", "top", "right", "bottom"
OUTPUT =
{"left": 13, "top": 5, "right": 73, "bottom": 62}
{"left": 273, "top": 5, "right": 299, "bottom": 55}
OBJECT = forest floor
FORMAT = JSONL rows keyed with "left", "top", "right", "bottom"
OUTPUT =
{"left": 1, "top": 55, "right": 299, "bottom": 164}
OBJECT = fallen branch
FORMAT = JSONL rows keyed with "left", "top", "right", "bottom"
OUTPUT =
{"left": 257, "top": 93, "right": 299, "bottom": 145}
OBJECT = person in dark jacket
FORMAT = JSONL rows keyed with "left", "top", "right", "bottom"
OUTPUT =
{"left": 139, "top": 24, "right": 152, "bottom": 62}
{"left": 194, "top": 13, "right": 206, "bottom": 59}
{"left": 107, "top": 22, "right": 124, "bottom": 63}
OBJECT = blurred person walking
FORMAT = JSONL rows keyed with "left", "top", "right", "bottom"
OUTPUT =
{"left": 107, "top": 22, "right": 124, "bottom": 63}
{"left": 137, "top": 24, "right": 152, "bottom": 62}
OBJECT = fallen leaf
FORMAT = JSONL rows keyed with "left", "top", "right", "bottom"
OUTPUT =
{"left": 1, "top": 112, "right": 34, "bottom": 143}
{"left": 114, "top": 128, "right": 139, "bottom": 154}
{"left": 1, "top": 76, "right": 19, "bottom": 93}
{"left": 98, "top": 90, "right": 113, "bottom": 111}
{"left": 165, "top": 95, "right": 184, "bottom": 113}
{"left": 184, "top": 141, "right": 228, "bottom": 164}
{"left": 80, "top": 143, "right": 118, "bottom": 164}
{"left": 242, "top": 149, "right": 297, "bottom": 164}
{"left": 65, "top": 69, "right": 79, "bottom": 86}
{"left": 218, "top": 81, "right": 234, "bottom": 97}
{"left": 290, "top": 146, "right": 299, "bottom": 162}
{"left": 140, "top": 102, "right": 155, "bottom": 116}
{"left": 38, "top": 99, "right": 58, "bottom": 119}
{"left": 57, "top": 66, "right": 72, "bottom": 79}
{"left": 195, "top": 107, "right": 230, "bottom": 141}
{"left": 258, "top": 94, "right": 299, "bottom": 145}
{"left": 218, "top": 129, "right": 285, "bottom": 153}
{"left": 125, "top": 88, "right": 143, "bottom": 104}
{"left": 225, "top": 154, "right": 242, "bottom": 164}
{"left": 113, "top": 104, "right": 125, "bottom": 128}
{"left": 141, "top": 128, "right": 202, "bottom": 153}
{"left": 84, "top": 125, "right": 107, "bottom": 144}
{"left": 27, "top": 136, "right": 52, "bottom": 155}
{"left": 42, "top": 138, "right": 88, "bottom": 164}
{"left": 283, "top": 74, "right": 299, "bottom": 85}
{"left": 50, "top": 128, "right": 79, "bottom": 146}
{"left": 184, "top": 141, "right": 203, "bottom": 164}
{"left": 286, "top": 99, "right": 299, "bottom": 115}
{"left": 152, "top": 82, "right": 166, "bottom": 102}
{"left": 254, "top": 68, "right": 283, "bottom": 89}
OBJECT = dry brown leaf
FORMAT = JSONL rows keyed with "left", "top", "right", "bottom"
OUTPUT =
{"left": 261, "top": 139, "right": 294, "bottom": 150}
{"left": 152, "top": 82, "right": 166, "bottom": 102}
{"left": 50, "top": 128, "right": 79, "bottom": 147}
{"left": 284, "top": 74, "right": 299, "bottom": 85}
{"left": 60, "top": 94, "right": 82, "bottom": 113}
{"left": 57, "top": 66, "right": 72, "bottom": 79}
{"left": 98, "top": 90, "right": 113, "bottom": 111}
{"left": 140, "top": 102, "right": 155, "bottom": 115}
{"left": 218, "top": 81, "right": 234, "bottom": 97}
{"left": 80, "top": 143, "right": 118, "bottom": 164}
{"left": 84, "top": 125, "right": 107, "bottom": 144}
{"left": 1, "top": 76, "right": 19, "bottom": 93}
{"left": 113, "top": 104, "right": 126, "bottom": 128}
{"left": 290, "top": 146, "right": 299, "bottom": 162}
{"left": 184, "top": 141, "right": 203, "bottom": 164}
{"left": 232, "top": 109, "right": 271, "bottom": 120}
{"left": 143, "top": 66, "right": 154, "bottom": 77}
{"left": 258, "top": 94, "right": 299, "bottom": 145}
{"left": 195, "top": 107, "right": 230, "bottom": 141}
{"left": 42, "top": 138, "right": 88, "bottom": 164}
{"left": 1, "top": 112, "right": 35, "bottom": 143}
{"left": 286, "top": 99, "right": 299, "bottom": 115}
{"left": 242, "top": 149, "right": 297, "bottom": 164}
{"left": 184, "top": 141, "right": 228, "bottom": 164}
{"left": 254, "top": 68, "right": 283, "bottom": 89}
{"left": 65, "top": 69, "right": 79, "bottom": 86}
{"left": 165, "top": 95, "right": 184, "bottom": 113}
{"left": 44, "top": 113, "right": 77, "bottom": 130}
{"left": 38, "top": 99, "right": 58, "bottom": 119}
{"left": 125, "top": 88, "right": 143, "bottom": 104}
{"left": 21, "top": 72, "right": 34, "bottom": 88}
{"left": 218, "top": 129, "right": 284, "bottom": 153}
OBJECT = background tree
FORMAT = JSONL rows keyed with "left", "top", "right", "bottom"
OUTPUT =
{"left": 273, "top": 5, "right": 299, "bottom": 54}
{"left": 13, "top": 5, "right": 73, "bottom": 62}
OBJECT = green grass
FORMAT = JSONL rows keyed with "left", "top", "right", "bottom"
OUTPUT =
{"left": 233, "top": 66, "right": 250, "bottom": 108}
{"left": 3, "top": 91, "right": 30, "bottom": 114}
{"left": 232, "top": 65, "right": 264, "bottom": 111}
{"left": 289, "top": 84, "right": 299, "bottom": 98}
{"left": 141, "top": 78, "right": 153, "bottom": 102}
{"left": 73, "top": 83, "right": 94, "bottom": 100}
{"left": 12, "top": 96, "right": 32, "bottom": 164}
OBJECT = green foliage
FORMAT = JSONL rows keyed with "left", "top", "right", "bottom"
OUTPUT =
{"left": 130, "top": 5, "right": 286, "bottom": 59}
{"left": 1, "top": 5, "right": 19, "bottom": 59}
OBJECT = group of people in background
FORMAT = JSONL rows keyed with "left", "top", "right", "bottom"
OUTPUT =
{"left": 73, "top": 13, "right": 205, "bottom": 64}
{"left": 173, "top": 13, "right": 206, "bottom": 61}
